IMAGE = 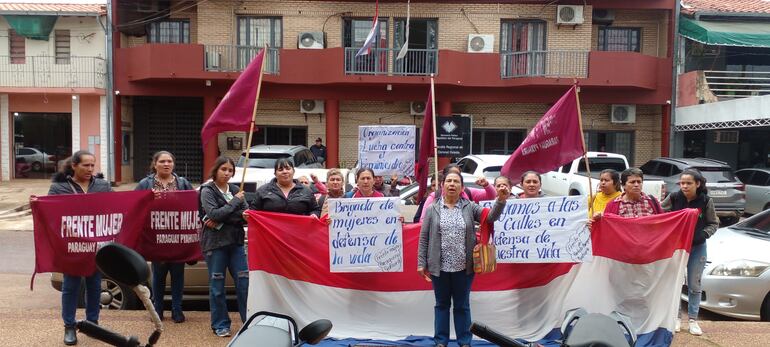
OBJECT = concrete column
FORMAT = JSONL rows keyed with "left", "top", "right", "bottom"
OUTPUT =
{"left": 71, "top": 95, "right": 80, "bottom": 154}
{"left": 0, "top": 94, "right": 9, "bottom": 181}
{"left": 99, "top": 95, "right": 109, "bottom": 179}
{"left": 324, "top": 99, "right": 339, "bottom": 168}
{"left": 661, "top": 104, "right": 671, "bottom": 157}
{"left": 203, "top": 96, "right": 219, "bottom": 178}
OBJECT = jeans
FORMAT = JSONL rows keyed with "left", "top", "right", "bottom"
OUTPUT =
{"left": 151, "top": 262, "right": 185, "bottom": 318}
{"left": 431, "top": 271, "right": 475, "bottom": 346}
{"left": 686, "top": 242, "right": 707, "bottom": 319}
{"left": 62, "top": 272, "right": 101, "bottom": 327}
{"left": 205, "top": 244, "right": 249, "bottom": 331}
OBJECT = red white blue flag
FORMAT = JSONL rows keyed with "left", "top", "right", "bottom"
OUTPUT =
{"left": 355, "top": 0, "right": 380, "bottom": 57}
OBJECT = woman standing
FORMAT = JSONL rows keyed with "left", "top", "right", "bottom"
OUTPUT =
{"left": 135, "top": 151, "right": 193, "bottom": 323}
{"left": 351, "top": 168, "right": 384, "bottom": 198}
{"left": 419, "top": 164, "right": 495, "bottom": 221}
{"left": 317, "top": 169, "right": 345, "bottom": 216}
{"left": 661, "top": 169, "right": 718, "bottom": 336}
{"left": 517, "top": 171, "right": 545, "bottom": 199}
{"left": 199, "top": 157, "right": 249, "bottom": 337}
{"left": 417, "top": 172, "right": 509, "bottom": 347}
{"left": 590, "top": 169, "right": 622, "bottom": 217}
{"left": 250, "top": 158, "right": 320, "bottom": 216}
{"left": 48, "top": 150, "right": 112, "bottom": 346}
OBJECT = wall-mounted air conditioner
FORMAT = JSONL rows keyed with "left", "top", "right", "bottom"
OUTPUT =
{"left": 467, "top": 34, "right": 494, "bottom": 53}
{"left": 298, "top": 32, "right": 324, "bottom": 49}
{"left": 610, "top": 104, "right": 636, "bottom": 124}
{"left": 557, "top": 5, "right": 585, "bottom": 25}
{"left": 300, "top": 99, "right": 324, "bottom": 114}
{"left": 410, "top": 101, "right": 426, "bottom": 116}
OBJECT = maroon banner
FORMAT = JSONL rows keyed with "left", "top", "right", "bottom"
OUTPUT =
{"left": 136, "top": 190, "right": 204, "bottom": 262}
{"left": 32, "top": 190, "right": 154, "bottom": 277}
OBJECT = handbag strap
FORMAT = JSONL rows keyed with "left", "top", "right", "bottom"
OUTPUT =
{"left": 478, "top": 207, "right": 492, "bottom": 245}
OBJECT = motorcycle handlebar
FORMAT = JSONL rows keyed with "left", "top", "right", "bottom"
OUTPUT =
{"left": 470, "top": 321, "right": 528, "bottom": 347}
{"left": 76, "top": 320, "right": 140, "bottom": 347}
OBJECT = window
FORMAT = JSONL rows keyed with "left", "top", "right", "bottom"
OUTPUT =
{"left": 472, "top": 129, "right": 526, "bottom": 155}
{"left": 639, "top": 161, "right": 659, "bottom": 176}
{"left": 457, "top": 159, "right": 477, "bottom": 175}
{"left": 749, "top": 171, "right": 770, "bottom": 186}
{"left": 394, "top": 18, "right": 437, "bottom": 75}
{"left": 584, "top": 131, "right": 634, "bottom": 164}
{"left": 343, "top": 18, "right": 389, "bottom": 74}
{"left": 237, "top": 17, "right": 282, "bottom": 70}
{"left": 147, "top": 20, "right": 190, "bottom": 43}
{"left": 598, "top": 27, "right": 641, "bottom": 52}
{"left": 55, "top": 30, "right": 70, "bottom": 64}
{"left": 122, "top": 131, "right": 131, "bottom": 165}
{"left": 500, "top": 20, "right": 547, "bottom": 76}
{"left": 252, "top": 126, "right": 307, "bottom": 146}
{"left": 9, "top": 29, "right": 25, "bottom": 64}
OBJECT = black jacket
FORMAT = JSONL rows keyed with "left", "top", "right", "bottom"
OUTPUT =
{"left": 199, "top": 182, "right": 247, "bottom": 252}
{"left": 48, "top": 172, "right": 112, "bottom": 195}
{"left": 135, "top": 173, "right": 193, "bottom": 191}
{"left": 249, "top": 179, "right": 320, "bottom": 217}
{"left": 662, "top": 191, "right": 719, "bottom": 246}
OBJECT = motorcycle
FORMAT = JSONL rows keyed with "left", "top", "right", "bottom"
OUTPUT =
{"left": 471, "top": 308, "right": 637, "bottom": 347}
{"left": 227, "top": 311, "right": 332, "bottom": 347}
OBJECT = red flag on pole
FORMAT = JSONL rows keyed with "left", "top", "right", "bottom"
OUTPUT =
{"left": 416, "top": 87, "right": 434, "bottom": 203}
{"left": 201, "top": 48, "right": 265, "bottom": 146}
{"left": 501, "top": 86, "right": 585, "bottom": 180}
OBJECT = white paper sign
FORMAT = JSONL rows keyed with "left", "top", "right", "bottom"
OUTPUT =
{"left": 358, "top": 125, "right": 416, "bottom": 177}
{"left": 480, "top": 196, "right": 592, "bottom": 263}
{"left": 328, "top": 197, "right": 403, "bottom": 272}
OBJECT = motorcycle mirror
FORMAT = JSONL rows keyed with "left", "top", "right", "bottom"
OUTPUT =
{"left": 298, "top": 319, "right": 332, "bottom": 345}
{"left": 95, "top": 243, "right": 149, "bottom": 287}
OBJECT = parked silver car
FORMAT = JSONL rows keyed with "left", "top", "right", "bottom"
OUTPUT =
{"left": 691, "top": 209, "right": 770, "bottom": 321}
{"left": 736, "top": 168, "right": 770, "bottom": 215}
{"left": 15, "top": 147, "right": 55, "bottom": 171}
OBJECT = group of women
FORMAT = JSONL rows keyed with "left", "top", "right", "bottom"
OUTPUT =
{"left": 50, "top": 149, "right": 718, "bottom": 346}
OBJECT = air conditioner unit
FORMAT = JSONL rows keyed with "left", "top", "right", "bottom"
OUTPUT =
{"left": 298, "top": 32, "right": 324, "bottom": 49}
{"left": 610, "top": 104, "right": 636, "bottom": 124}
{"left": 714, "top": 130, "right": 739, "bottom": 144}
{"left": 592, "top": 9, "right": 615, "bottom": 24}
{"left": 410, "top": 101, "right": 426, "bottom": 116}
{"left": 300, "top": 99, "right": 324, "bottom": 114}
{"left": 557, "top": 5, "right": 585, "bottom": 25}
{"left": 206, "top": 52, "right": 221, "bottom": 69}
{"left": 467, "top": 34, "right": 494, "bottom": 53}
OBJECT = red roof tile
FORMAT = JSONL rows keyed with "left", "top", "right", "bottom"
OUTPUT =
{"left": 0, "top": 3, "right": 105, "bottom": 15}
{"left": 682, "top": 0, "right": 770, "bottom": 16}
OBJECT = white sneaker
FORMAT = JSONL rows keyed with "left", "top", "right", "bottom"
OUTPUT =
{"left": 688, "top": 319, "right": 703, "bottom": 336}
{"left": 674, "top": 318, "right": 681, "bottom": 332}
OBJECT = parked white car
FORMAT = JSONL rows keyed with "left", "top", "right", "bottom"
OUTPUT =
{"left": 455, "top": 154, "right": 523, "bottom": 195}
{"left": 16, "top": 147, "right": 55, "bottom": 171}
{"left": 541, "top": 152, "right": 663, "bottom": 200}
{"left": 736, "top": 168, "right": 770, "bottom": 215}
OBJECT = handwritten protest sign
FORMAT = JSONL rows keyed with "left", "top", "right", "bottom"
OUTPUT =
{"left": 358, "top": 125, "right": 416, "bottom": 177}
{"left": 328, "top": 197, "right": 403, "bottom": 272}
{"left": 480, "top": 196, "right": 591, "bottom": 263}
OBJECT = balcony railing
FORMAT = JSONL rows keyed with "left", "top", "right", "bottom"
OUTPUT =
{"left": 204, "top": 45, "right": 280, "bottom": 73}
{"left": 0, "top": 56, "right": 106, "bottom": 89}
{"left": 704, "top": 70, "right": 770, "bottom": 99}
{"left": 501, "top": 50, "right": 589, "bottom": 78}
{"left": 344, "top": 47, "right": 438, "bottom": 76}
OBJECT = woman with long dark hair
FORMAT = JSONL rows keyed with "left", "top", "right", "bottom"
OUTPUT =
{"left": 661, "top": 169, "right": 718, "bottom": 336}
{"left": 48, "top": 150, "right": 112, "bottom": 345}
{"left": 135, "top": 151, "right": 193, "bottom": 323}
{"left": 199, "top": 157, "right": 249, "bottom": 337}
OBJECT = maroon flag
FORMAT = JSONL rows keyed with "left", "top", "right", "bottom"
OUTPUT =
{"left": 136, "top": 190, "right": 204, "bottom": 263}
{"left": 416, "top": 87, "right": 434, "bottom": 202}
{"left": 501, "top": 86, "right": 584, "bottom": 180}
{"left": 201, "top": 48, "right": 265, "bottom": 146}
{"left": 31, "top": 191, "right": 154, "bottom": 280}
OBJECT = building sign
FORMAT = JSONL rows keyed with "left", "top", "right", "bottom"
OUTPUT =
{"left": 436, "top": 115, "right": 471, "bottom": 156}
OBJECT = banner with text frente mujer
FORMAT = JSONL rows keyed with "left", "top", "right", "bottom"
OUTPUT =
{"left": 137, "top": 190, "right": 204, "bottom": 262}
{"left": 480, "top": 196, "right": 592, "bottom": 263}
{"left": 328, "top": 197, "right": 403, "bottom": 272}
{"left": 358, "top": 125, "right": 416, "bottom": 177}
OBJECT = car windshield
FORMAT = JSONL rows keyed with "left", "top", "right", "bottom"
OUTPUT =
{"left": 577, "top": 158, "right": 626, "bottom": 173}
{"left": 732, "top": 211, "right": 770, "bottom": 235}
{"left": 482, "top": 166, "right": 502, "bottom": 177}
{"left": 237, "top": 153, "right": 291, "bottom": 168}
{"left": 694, "top": 167, "right": 736, "bottom": 183}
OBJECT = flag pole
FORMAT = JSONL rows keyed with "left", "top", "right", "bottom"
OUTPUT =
{"left": 430, "top": 75, "right": 439, "bottom": 190}
{"left": 574, "top": 81, "right": 594, "bottom": 216}
{"left": 239, "top": 44, "right": 268, "bottom": 191}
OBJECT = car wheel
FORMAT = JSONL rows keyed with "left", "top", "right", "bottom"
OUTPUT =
{"left": 100, "top": 278, "right": 139, "bottom": 310}
{"left": 31, "top": 161, "right": 42, "bottom": 171}
{"left": 762, "top": 293, "right": 770, "bottom": 322}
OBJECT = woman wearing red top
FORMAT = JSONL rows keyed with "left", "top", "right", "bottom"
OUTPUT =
{"left": 352, "top": 168, "right": 384, "bottom": 198}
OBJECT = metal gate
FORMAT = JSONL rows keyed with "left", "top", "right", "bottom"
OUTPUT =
{"left": 133, "top": 97, "right": 203, "bottom": 182}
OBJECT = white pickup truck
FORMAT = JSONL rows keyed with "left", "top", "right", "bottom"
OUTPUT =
{"left": 541, "top": 152, "right": 664, "bottom": 199}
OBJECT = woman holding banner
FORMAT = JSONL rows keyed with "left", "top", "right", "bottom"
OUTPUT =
{"left": 317, "top": 169, "right": 346, "bottom": 217}
{"left": 419, "top": 164, "right": 495, "bottom": 221}
{"left": 589, "top": 169, "right": 622, "bottom": 217}
{"left": 199, "top": 157, "right": 249, "bottom": 337}
{"left": 517, "top": 171, "right": 546, "bottom": 199}
{"left": 661, "top": 169, "right": 718, "bottom": 336}
{"left": 135, "top": 151, "right": 193, "bottom": 324}
{"left": 417, "top": 172, "right": 510, "bottom": 347}
{"left": 250, "top": 158, "right": 320, "bottom": 217}
{"left": 48, "top": 150, "right": 112, "bottom": 346}
{"left": 350, "top": 168, "right": 384, "bottom": 198}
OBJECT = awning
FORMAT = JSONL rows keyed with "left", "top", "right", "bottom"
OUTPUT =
{"left": 679, "top": 16, "right": 770, "bottom": 48}
{"left": 2, "top": 15, "right": 57, "bottom": 41}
